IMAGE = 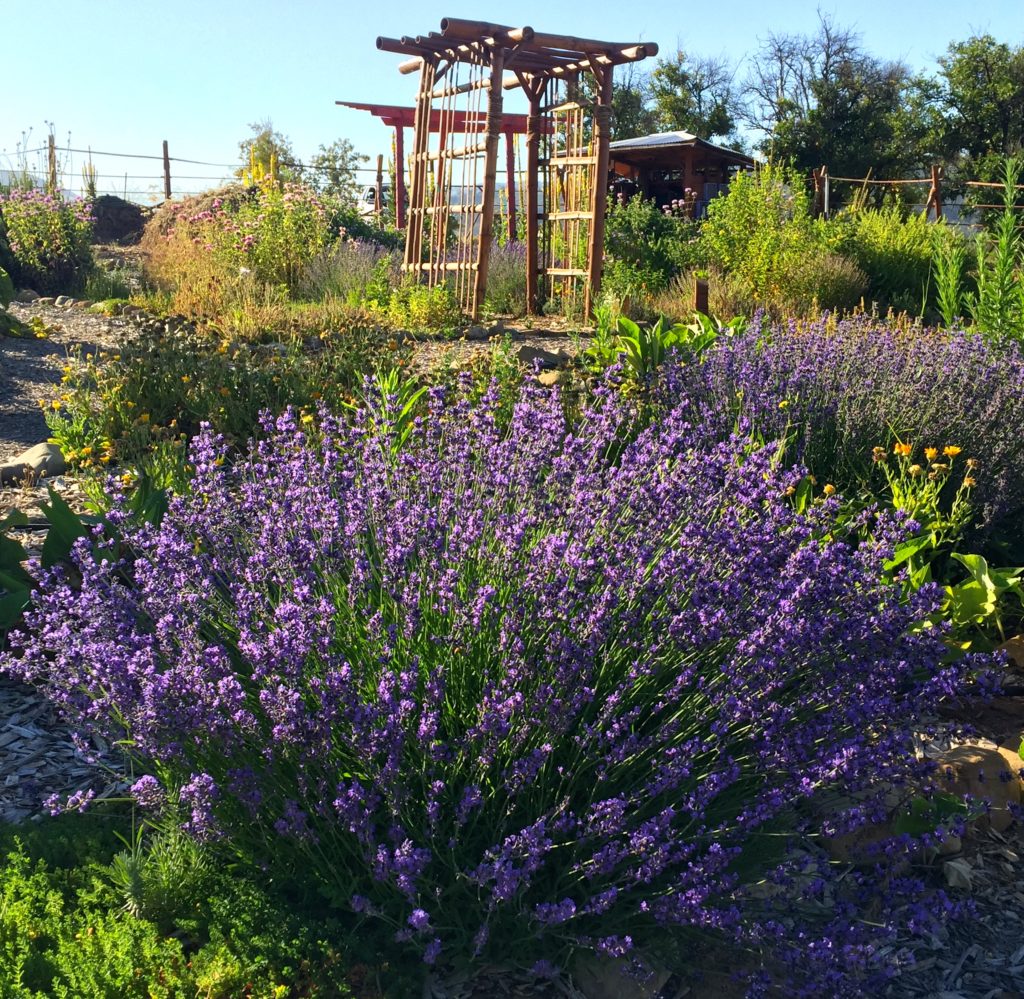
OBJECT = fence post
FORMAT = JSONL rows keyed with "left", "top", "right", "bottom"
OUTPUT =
{"left": 47, "top": 134, "right": 57, "bottom": 194}
{"left": 812, "top": 166, "right": 824, "bottom": 217}
{"left": 928, "top": 164, "right": 943, "bottom": 221}
{"left": 162, "top": 140, "right": 172, "bottom": 201}
{"left": 374, "top": 154, "right": 384, "bottom": 224}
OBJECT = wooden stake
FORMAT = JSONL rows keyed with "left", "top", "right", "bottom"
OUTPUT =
{"left": 812, "top": 166, "right": 824, "bottom": 218}
{"left": 375, "top": 154, "right": 384, "bottom": 222}
{"left": 694, "top": 275, "right": 709, "bottom": 315}
{"left": 473, "top": 48, "right": 505, "bottom": 318}
{"left": 162, "top": 140, "right": 172, "bottom": 200}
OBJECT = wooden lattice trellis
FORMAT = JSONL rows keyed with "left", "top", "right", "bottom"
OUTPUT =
{"left": 377, "top": 18, "right": 658, "bottom": 318}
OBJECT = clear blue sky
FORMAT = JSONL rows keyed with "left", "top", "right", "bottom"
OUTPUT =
{"left": 2, "top": 0, "right": 1021, "bottom": 201}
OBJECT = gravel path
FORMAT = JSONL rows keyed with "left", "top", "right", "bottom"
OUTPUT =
{"left": 0, "top": 301, "right": 133, "bottom": 464}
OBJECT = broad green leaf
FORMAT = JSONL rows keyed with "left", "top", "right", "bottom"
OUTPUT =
{"left": 39, "top": 486, "right": 90, "bottom": 568}
{"left": 884, "top": 534, "right": 934, "bottom": 571}
{"left": 0, "top": 589, "right": 29, "bottom": 630}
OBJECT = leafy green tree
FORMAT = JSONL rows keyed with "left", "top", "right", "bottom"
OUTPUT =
{"left": 934, "top": 35, "right": 1024, "bottom": 175}
{"left": 649, "top": 50, "right": 740, "bottom": 144}
{"left": 307, "top": 137, "right": 368, "bottom": 205}
{"left": 608, "top": 63, "right": 659, "bottom": 140}
{"left": 744, "top": 14, "right": 930, "bottom": 183}
{"left": 236, "top": 118, "right": 302, "bottom": 184}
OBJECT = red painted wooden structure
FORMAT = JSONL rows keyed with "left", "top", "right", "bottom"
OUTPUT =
{"left": 338, "top": 101, "right": 540, "bottom": 238}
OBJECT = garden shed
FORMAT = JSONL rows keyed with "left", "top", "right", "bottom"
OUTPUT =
{"left": 609, "top": 131, "right": 755, "bottom": 217}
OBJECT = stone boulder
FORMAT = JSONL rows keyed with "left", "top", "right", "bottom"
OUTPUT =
{"left": 517, "top": 344, "right": 569, "bottom": 369}
{"left": 933, "top": 743, "right": 1022, "bottom": 832}
{"left": 0, "top": 443, "right": 66, "bottom": 485}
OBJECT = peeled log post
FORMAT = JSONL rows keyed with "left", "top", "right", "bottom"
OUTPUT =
{"left": 525, "top": 87, "right": 541, "bottom": 314}
{"left": 404, "top": 59, "right": 434, "bottom": 273}
{"left": 501, "top": 46, "right": 651, "bottom": 91}
{"left": 585, "top": 66, "right": 613, "bottom": 318}
{"left": 438, "top": 17, "right": 533, "bottom": 44}
{"left": 473, "top": 49, "right": 506, "bottom": 318}
{"left": 505, "top": 127, "right": 517, "bottom": 243}
{"left": 522, "top": 32, "right": 657, "bottom": 56}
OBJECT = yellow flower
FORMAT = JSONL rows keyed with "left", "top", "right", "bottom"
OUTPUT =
{"left": 181, "top": 375, "right": 191, "bottom": 384}
{"left": 909, "top": 464, "right": 923, "bottom": 477}
{"left": 943, "top": 446, "right": 962, "bottom": 458}
{"left": 823, "top": 483, "right": 836, "bottom": 496}
{"left": 963, "top": 476, "right": 976, "bottom": 487}
{"left": 138, "top": 413, "right": 150, "bottom": 424}
{"left": 966, "top": 458, "right": 978, "bottom": 470}
{"left": 301, "top": 414, "right": 314, "bottom": 424}
{"left": 924, "top": 447, "right": 938, "bottom": 460}
{"left": 778, "top": 399, "right": 790, "bottom": 410}
{"left": 80, "top": 446, "right": 93, "bottom": 456}
{"left": 893, "top": 442, "right": 912, "bottom": 457}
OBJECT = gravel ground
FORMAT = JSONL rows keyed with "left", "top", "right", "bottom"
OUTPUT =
{"left": 0, "top": 300, "right": 133, "bottom": 464}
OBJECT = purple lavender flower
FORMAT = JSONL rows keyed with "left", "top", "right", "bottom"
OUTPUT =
{"left": 129, "top": 775, "right": 165, "bottom": 810}
{"left": 0, "top": 377, "right": 989, "bottom": 989}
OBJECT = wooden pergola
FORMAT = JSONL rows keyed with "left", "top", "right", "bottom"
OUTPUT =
{"left": 377, "top": 17, "right": 658, "bottom": 318}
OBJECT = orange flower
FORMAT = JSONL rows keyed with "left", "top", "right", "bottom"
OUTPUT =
{"left": 943, "top": 446, "right": 962, "bottom": 458}
{"left": 924, "top": 447, "right": 938, "bottom": 460}
{"left": 893, "top": 442, "right": 912, "bottom": 458}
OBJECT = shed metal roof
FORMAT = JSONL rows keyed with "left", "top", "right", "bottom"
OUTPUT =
{"left": 609, "top": 131, "right": 755, "bottom": 166}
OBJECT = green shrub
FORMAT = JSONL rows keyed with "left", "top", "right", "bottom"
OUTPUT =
{"left": 0, "top": 814, "right": 353, "bottom": 999}
{"left": 771, "top": 247, "right": 869, "bottom": 316}
{"left": 603, "top": 194, "right": 703, "bottom": 300}
{"left": 386, "top": 281, "right": 462, "bottom": 333}
{"left": 831, "top": 203, "right": 940, "bottom": 313}
{"left": 483, "top": 241, "right": 527, "bottom": 316}
{"left": 0, "top": 190, "right": 94, "bottom": 294}
{"left": 969, "top": 156, "right": 1024, "bottom": 339}
{"left": 0, "top": 266, "right": 13, "bottom": 308}
{"left": 46, "top": 318, "right": 412, "bottom": 485}
{"left": 0, "top": 844, "right": 191, "bottom": 998}
{"left": 298, "top": 240, "right": 399, "bottom": 307}
{"left": 700, "top": 164, "right": 818, "bottom": 312}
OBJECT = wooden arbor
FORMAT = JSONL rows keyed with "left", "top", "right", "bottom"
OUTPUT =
{"left": 377, "top": 18, "right": 657, "bottom": 318}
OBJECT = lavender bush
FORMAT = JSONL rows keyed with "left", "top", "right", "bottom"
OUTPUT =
{"left": 484, "top": 240, "right": 527, "bottom": 316}
{"left": 299, "top": 238, "right": 399, "bottom": 306}
{"left": 1, "top": 381, "right": 974, "bottom": 990}
{"left": 670, "top": 313, "right": 1024, "bottom": 532}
